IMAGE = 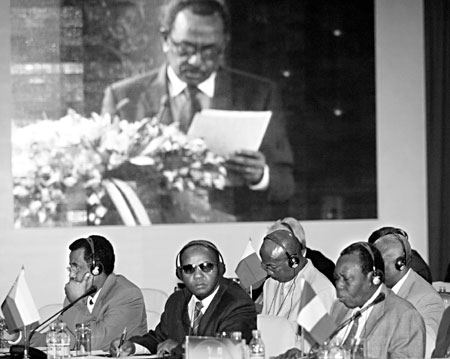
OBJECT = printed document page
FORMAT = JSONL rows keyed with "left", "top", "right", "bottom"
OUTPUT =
{"left": 187, "top": 109, "right": 271, "bottom": 156}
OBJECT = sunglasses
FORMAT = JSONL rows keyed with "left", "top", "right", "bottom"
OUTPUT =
{"left": 180, "top": 262, "right": 217, "bottom": 275}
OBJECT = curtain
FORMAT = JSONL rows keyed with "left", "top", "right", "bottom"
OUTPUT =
{"left": 425, "top": 0, "right": 450, "bottom": 280}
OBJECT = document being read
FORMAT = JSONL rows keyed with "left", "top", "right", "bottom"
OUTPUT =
{"left": 187, "top": 109, "right": 272, "bottom": 156}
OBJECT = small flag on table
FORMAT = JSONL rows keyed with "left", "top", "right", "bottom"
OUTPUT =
{"left": 297, "top": 279, "right": 336, "bottom": 345}
{"left": 1, "top": 267, "right": 40, "bottom": 331}
{"left": 235, "top": 239, "right": 267, "bottom": 290}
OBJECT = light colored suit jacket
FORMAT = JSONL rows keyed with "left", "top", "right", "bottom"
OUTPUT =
{"left": 39, "top": 274, "right": 147, "bottom": 351}
{"left": 396, "top": 269, "right": 444, "bottom": 357}
{"left": 331, "top": 285, "right": 426, "bottom": 359}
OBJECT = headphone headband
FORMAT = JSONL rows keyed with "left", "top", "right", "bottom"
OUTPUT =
{"left": 86, "top": 236, "right": 95, "bottom": 257}
{"left": 175, "top": 240, "right": 226, "bottom": 279}
{"left": 86, "top": 236, "right": 103, "bottom": 276}
{"left": 263, "top": 231, "right": 300, "bottom": 269}
{"left": 357, "top": 242, "right": 382, "bottom": 285}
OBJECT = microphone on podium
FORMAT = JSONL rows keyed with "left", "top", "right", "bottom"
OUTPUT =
{"left": 325, "top": 292, "right": 385, "bottom": 344}
{"left": 155, "top": 94, "right": 169, "bottom": 123}
{"left": 9, "top": 286, "right": 97, "bottom": 359}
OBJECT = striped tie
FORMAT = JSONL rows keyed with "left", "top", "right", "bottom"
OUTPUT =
{"left": 342, "top": 316, "right": 360, "bottom": 350}
{"left": 179, "top": 86, "right": 201, "bottom": 132}
{"left": 192, "top": 301, "right": 203, "bottom": 336}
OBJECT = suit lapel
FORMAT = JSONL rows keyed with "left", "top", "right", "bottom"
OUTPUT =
{"left": 362, "top": 287, "right": 387, "bottom": 339}
{"left": 181, "top": 290, "right": 194, "bottom": 334}
{"left": 395, "top": 270, "right": 414, "bottom": 299}
{"left": 197, "top": 282, "right": 226, "bottom": 335}
{"left": 91, "top": 274, "right": 116, "bottom": 317}
{"left": 212, "top": 68, "right": 232, "bottom": 110}
{"left": 137, "top": 65, "right": 173, "bottom": 125}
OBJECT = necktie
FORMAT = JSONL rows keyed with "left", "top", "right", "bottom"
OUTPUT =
{"left": 342, "top": 316, "right": 360, "bottom": 350}
{"left": 192, "top": 301, "right": 203, "bottom": 336}
{"left": 179, "top": 85, "right": 201, "bottom": 132}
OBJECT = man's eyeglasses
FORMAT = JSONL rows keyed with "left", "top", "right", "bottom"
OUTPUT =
{"left": 67, "top": 264, "right": 81, "bottom": 274}
{"left": 169, "top": 37, "right": 224, "bottom": 60}
{"left": 180, "top": 262, "right": 217, "bottom": 275}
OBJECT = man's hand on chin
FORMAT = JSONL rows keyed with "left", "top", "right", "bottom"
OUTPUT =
{"left": 225, "top": 149, "right": 266, "bottom": 186}
{"left": 65, "top": 272, "right": 93, "bottom": 302}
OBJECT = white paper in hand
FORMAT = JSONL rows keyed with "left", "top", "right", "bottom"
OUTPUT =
{"left": 187, "top": 109, "right": 272, "bottom": 156}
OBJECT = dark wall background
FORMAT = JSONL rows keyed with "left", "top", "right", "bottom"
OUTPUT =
{"left": 10, "top": 0, "right": 376, "bottom": 221}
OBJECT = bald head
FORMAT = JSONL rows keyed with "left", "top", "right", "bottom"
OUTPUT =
{"left": 373, "top": 234, "right": 409, "bottom": 288}
{"left": 260, "top": 229, "right": 306, "bottom": 282}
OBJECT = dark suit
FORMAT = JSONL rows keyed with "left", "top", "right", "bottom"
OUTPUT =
{"left": 411, "top": 249, "right": 432, "bottom": 283}
{"left": 101, "top": 65, "right": 294, "bottom": 222}
{"left": 129, "top": 277, "right": 257, "bottom": 356}
{"left": 433, "top": 306, "right": 450, "bottom": 357}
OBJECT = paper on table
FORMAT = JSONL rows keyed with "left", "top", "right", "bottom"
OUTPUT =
{"left": 187, "top": 109, "right": 272, "bottom": 156}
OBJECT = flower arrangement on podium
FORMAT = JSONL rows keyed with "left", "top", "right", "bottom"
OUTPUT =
{"left": 12, "top": 109, "right": 227, "bottom": 227}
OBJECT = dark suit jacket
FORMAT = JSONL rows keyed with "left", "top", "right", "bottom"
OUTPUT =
{"left": 305, "top": 247, "right": 336, "bottom": 284}
{"left": 101, "top": 65, "right": 294, "bottom": 222}
{"left": 432, "top": 306, "right": 450, "bottom": 357}
{"left": 129, "top": 277, "right": 257, "bottom": 355}
{"left": 331, "top": 285, "right": 425, "bottom": 359}
{"left": 411, "top": 249, "right": 432, "bottom": 283}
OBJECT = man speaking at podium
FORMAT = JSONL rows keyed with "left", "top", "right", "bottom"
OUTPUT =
{"left": 101, "top": 0, "right": 294, "bottom": 222}
{"left": 30, "top": 235, "right": 147, "bottom": 351}
{"left": 110, "top": 240, "right": 256, "bottom": 358}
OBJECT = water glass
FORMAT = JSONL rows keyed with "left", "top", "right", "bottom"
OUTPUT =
{"left": 0, "top": 318, "right": 8, "bottom": 350}
{"left": 75, "top": 323, "right": 91, "bottom": 357}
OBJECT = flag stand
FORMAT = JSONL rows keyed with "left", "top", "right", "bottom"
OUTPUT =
{"left": 23, "top": 325, "right": 30, "bottom": 359}
{"left": 300, "top": 326, "right": 305, "bottom": 358}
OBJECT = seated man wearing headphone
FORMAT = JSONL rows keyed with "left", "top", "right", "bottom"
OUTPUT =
{"left": 330, "top": 242, "right": 425, "bottom": 359}
{"left": 259, "top": 223, "right": 336, "bottom": 351}
{"left": 30, "top": 235, "right": 148, "bottom": 351}
{"left": 110, "top": 240, "right": 257, "bottom": 357}
{"left": 371, "top": 232, "right": 444, "bottom": 357}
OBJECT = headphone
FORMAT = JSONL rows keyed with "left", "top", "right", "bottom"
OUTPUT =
{"left": 86, "top": 236, "right": 103, "bottom": 276}
{"left": 264, "top": 230, "right": 300, "bottom": 269}
{"left": 388, "top": 230, "right": 411, "bottom": 272}
{"left": 394, "top": 236, "right": 408, "bottom": 271}
{"left": 357, "top": 242, "right": 383, "bottom": 285}
{"left": 175, "top": 240, "right": 226, "bottom": 279}
{"left": 372, "top": 229, "right": 411, "bottom": 272}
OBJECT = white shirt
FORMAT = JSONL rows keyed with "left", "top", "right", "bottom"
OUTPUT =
{"left": 391, "top": 268, "right": 411, "bottom": 294}
{"left": 87, "top": 288, "right": 102, "bottom": 313}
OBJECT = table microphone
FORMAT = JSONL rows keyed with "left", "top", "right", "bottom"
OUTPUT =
{"left": 9, "top": 286, "right": 97, "bottom": 359}
{"left": 325, "top": 292, "right": 385, "bottom": 344}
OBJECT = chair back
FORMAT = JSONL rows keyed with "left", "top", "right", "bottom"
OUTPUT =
{"left": 38, "top": 304, "right": 62, "bottom": 332}
{"left": 257, "top": 314, "right": 298, "bottom": 358}
{"left": 146, "top": 310, "right": 161, "bottom": 331}
{"left": 140, "top": 288, "right": 168, "bottom": 316}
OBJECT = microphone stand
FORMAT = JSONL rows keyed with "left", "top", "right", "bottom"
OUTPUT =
{"left": 324, "top": 292, "right": 386, "bottom": 345}
{"left": 10, "top": 286, "right": 97, "bottom": 359}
